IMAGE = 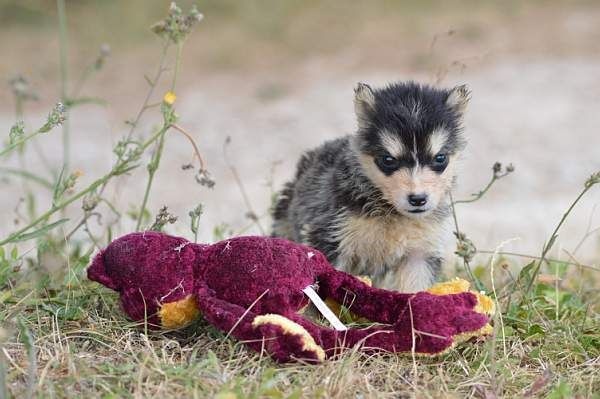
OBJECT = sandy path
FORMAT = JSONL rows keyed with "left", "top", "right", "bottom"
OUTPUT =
{"left": 2, "top": 57, "right": 599, "bottom": 265}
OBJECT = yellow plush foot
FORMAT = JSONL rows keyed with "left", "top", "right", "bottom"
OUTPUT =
{"left": 252, "top": 314, "right": 326, "bottom": 361}
{"left": 427, "top": 278, "right": 495, "bottom": 316}
{"left": 427, "top": 278, "right": 471, "bottom": 295}
{"left": 427, "top": 278, "right": 495, "bottom": 345}
{"left": 158, "top": 294, "right": 201, "bottom": 329}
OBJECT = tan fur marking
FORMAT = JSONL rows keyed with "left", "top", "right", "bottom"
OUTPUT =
{"left": 380, "top": 130, "right": 405, "bottom": 158}
{"left": 428, "top": 128, "right": 449, "bottom": 156}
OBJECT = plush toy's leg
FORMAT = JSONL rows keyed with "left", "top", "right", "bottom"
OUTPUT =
{"left": 194, "top": 281, "right": 325, "bottom": 363}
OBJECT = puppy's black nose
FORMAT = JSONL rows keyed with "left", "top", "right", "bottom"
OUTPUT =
{"left": 408, "top": 193, "right": 428, "bottom": 207}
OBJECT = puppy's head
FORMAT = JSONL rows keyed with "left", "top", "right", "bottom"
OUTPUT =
{"left": 352, "top": 81, "right": 469, "bottom": 218}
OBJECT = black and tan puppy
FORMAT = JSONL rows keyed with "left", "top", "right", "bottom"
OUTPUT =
{"left": 272, "top": 81, "right": 470, "bottom": 292}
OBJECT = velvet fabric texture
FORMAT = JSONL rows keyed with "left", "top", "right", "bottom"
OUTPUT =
{"left": 88, "top": 232, "right": 491, "bottom": 362}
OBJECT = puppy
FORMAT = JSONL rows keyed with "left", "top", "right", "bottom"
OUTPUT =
{"left": 272, "top": 81, "right": 469, "bottom": 292}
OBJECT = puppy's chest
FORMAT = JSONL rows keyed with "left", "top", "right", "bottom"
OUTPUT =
{"left": 332, "top": 214, "right": 442, "bottom": 275}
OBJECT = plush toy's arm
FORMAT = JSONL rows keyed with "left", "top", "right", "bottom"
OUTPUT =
{"left": 283, "top": 311, "right": 457, "bottom": 356}
{"left": 316, "top": 269, "right": 414, "bottom": 324}
{"left": 194, "top": 280, "right": 325, "bottom": 363}
{"left": 284, "top": 292, "right": 490, "bottom": 357}
{"left": 315, "top": 269, "right": 492, "bottom": 352}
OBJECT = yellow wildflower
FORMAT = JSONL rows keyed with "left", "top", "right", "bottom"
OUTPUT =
{"left": 163, "top": 91, "right": 177, "bottom": 105}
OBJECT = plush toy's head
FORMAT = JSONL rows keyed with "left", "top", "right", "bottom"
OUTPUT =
{"left": 88, "top": 232, "right": 202, "bottom": 328}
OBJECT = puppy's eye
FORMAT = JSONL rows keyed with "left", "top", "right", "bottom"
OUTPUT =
{"left": 431, "top": 153, "right": 448, "bottom": 172}
{"left": 434, "top": 154, "right": 447, "bottom": 164}
{"left": 375, "top": 155, "right": 400, "bottom": 173}
{"left": 382, "top": 155, "right": 397, "bottom": 167}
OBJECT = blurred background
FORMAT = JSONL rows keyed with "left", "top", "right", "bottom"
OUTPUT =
{"left": 1, "top": 0, "right": 600, "bottom": 265}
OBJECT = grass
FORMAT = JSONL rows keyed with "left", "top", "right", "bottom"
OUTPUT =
{"left": 1, "top": 2, "right": 600, "bottom": 398}
{"left": 1, "top": 269, "right": 598, "bottom": 397}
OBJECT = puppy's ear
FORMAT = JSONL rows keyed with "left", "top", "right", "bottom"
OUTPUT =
{"left": 446, "top": 84, "right": 470, "bottom": 114}
{"left": 354, "top": 82, "right": 375, "bottom": 130}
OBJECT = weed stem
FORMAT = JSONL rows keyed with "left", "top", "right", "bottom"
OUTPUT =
{"left": 135, "top": 127, "right": 168, "bottom": 231}
{"left": 65, "top": 42, "right": 171, "bottom": 239}
{"left": 0, "top": 128, "right": 166, "bottom": 246}
{"left": 0, "top": 131, "right": 43, "bottom": 158}
{"left": 523, "top": 183, "right": 596, "bottom": 296}
{"left": 57, "top": 0, "right": 70, "bottom": 172}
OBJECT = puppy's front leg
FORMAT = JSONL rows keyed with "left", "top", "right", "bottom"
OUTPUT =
{"left": 380, "top": 250, "right": 440, "bottom": 292}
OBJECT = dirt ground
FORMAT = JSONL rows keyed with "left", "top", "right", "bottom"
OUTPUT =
{"left": 1, "top": 1, "right": 600, "bottom": 266}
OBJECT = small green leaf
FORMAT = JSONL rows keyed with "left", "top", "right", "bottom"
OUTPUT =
{"left": 526, "top": 324, "right": 545, "bottom": 338}
{"left": 11, "top": 219, "right": 69, "bottom": 243}
{"left": 261, "top": 389, "right": 284, "bottom": 399}
{"left": 547, "top": 379, "right": 573, "bottom": 399}
{"left": 52, "top": 167, "right": 66, "bottom": 205}
{"left": 548, "top": 260, "right": 568, "bottom": 279}
{"left": 579, "top": 335, "right": 600, "bottom": 354}
{"left": 503, "top": 325, "right": 515, "bottom": 336}
{"left": 285, "top": 389, "right": 303, "bottom": 399}
{"left": 215, "top": 391, "right": 238, "bottom": 399}
{"left": 529, "top": 347, "right": 541, "bottom": 359}
{"left": 9, "top": 121, "right": 25, "bottom": 144}
{"left": 545, "top": 234, "right": 558, "bottom": 252}
{"left": 518, "top": 261, "right": 536, "bottom": 287}
{"left": 473, "top": 264, "right": 486, "bottom": 279}
{"left": 64, "top": 96, "right": 107, "bottom": 107}
{"left": 17, "top": 317, "right": 37, "bottom": 396}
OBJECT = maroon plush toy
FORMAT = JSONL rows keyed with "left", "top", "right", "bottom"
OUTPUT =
{"left": 88, "top": 232, "right": 494, "bottom": 363}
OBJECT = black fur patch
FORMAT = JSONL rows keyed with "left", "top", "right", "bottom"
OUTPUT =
{"left": 356, "top": 81, "right": 466, "bottom": 164}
